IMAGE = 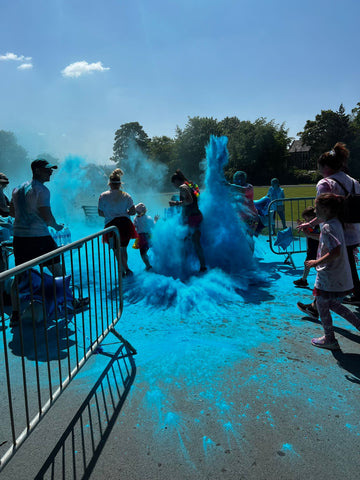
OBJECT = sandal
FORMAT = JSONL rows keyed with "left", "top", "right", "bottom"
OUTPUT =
{"left": 311, "top": 335, "right": 340, "bottom": 351}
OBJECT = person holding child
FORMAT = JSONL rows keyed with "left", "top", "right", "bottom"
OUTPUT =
{"left": 133, "top": 203, "right": 157, "bottom": 271}
{"left": 304, "top": 193, "right": 360, "bottom": 350}
{"left": 293, "top": 206, "right": 320, "bottom": 287}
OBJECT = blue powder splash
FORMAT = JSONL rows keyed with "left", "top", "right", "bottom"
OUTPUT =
{"left": 200, "top": 135, "right": 255, "bottom": 273}
{"left": 151, "top": 135, "right": 256, "bottom": 278}
{"left": 123, "top": 135, "right": 266, "bottom": 313}
{"left": 51, "top": 155, "right": 92, "bottom": 225}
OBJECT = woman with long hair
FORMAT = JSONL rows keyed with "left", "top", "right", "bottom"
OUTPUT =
{"left": 169, "top": 169, "right": 206, "bottom": 272}
{"left": 98, "top": 168, "right": 136, "bottom": 276}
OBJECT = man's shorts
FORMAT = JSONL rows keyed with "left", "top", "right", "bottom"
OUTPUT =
{"left": 13, "top": 235, "right": 60, "bottom": 266}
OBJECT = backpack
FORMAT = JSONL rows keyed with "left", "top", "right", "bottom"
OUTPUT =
{"left": 332, "top": 177, "right": 360, "bottom": 223}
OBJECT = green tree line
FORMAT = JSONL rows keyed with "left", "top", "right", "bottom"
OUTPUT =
{"left": 2, "top": 102, "right": 360, "bottom": 189}
{"left": 111, "top": 103, "right": 360, "bottom": 187}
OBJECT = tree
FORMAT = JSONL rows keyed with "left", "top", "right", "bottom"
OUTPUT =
{"left": 111, "top": 122, "right": 150, "bottom": 165}
{"left": 298, "top": 104, "right": 353, "bottom": 163}
{"left": 0, "top": 130, "right": 29, "bottom": 174}
{"left": 219, "top": 117, "right": 290, "bottom": 184}
{"left": 148, "top": 136, "right": 175, "bottom": 165}
{"left": 171, "top": 116, "right": 220, "bottom": 182}
{"left": 349, "top": 103, "right": 360, "bottom": 177}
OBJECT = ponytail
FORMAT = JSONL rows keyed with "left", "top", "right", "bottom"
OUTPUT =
{"left": 109, "top": 168, "right": 123, "bottom": 185}
{"left": 318, "top": 142, "right": 349, "bottom": 171}
{"left": 171, "top": 169, "right": 188, "bottom": 184}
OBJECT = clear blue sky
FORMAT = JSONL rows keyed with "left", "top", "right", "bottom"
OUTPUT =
{"left": 1, "top": 0, "right": 360, "bottom": 163}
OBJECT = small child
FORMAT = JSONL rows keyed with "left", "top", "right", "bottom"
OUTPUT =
{"left": 305, "top": 193, "right": 360, "bottom": 350}
{"left": 293, "top": 206, "right": 320, "bottom": 287}
{"left": 133, "top": 203, "right": 157, "bottom": 270}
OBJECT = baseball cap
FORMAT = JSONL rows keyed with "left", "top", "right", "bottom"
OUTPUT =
{"left": 0, "top": 173, "right": 9, "bottom": 184}
{"left": 31, "top": 159, "right": 58, "bottom": 171}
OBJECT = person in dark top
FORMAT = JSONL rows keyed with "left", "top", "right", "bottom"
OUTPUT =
{"left": 169, "top": 169, "right": 206, "bottom": 272}
{"left": 294, "top": 206, "right": 319, "bottom": 287}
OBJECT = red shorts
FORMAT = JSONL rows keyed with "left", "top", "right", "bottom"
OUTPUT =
{"left": 103, "top": 217, "right": 137, "bottom": 247}
{"left": 138, "top": 232, "right": 151, "bottom": 253}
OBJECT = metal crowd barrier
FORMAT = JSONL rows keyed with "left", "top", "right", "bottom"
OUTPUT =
{"left": 0, "top": 227, "right": 136, "bottom": 471}
{"left": 266, "top": 197, "right": 316, "bottom": 266}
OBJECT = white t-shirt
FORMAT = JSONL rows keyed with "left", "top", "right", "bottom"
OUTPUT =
{"left": 317, "top": 171, "right": 360, "bottom": 246}
{"left": 12, "top": 180, "right": 51, "bottom": 237}
{"left": 134, "top": 214, "right": 154, "bottom": 234}
{"left": 98, "top": 189, "right": 134, "bottom": 225}
{"left": 315, "top": 217, "right": 353, "bottom": 292}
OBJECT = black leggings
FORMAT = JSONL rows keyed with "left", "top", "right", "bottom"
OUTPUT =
{"left": 347, "top": 244, "right": 360, "bottom": 297}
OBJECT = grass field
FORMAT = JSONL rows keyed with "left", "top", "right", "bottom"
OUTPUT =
{"left": 254, "top": 185, "right": 316, "bottom": 223}
{"left": 253, "top": 184, "right": 316, "bottom": 199}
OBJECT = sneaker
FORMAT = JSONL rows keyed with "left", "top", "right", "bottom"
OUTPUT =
{"left": 342, "top": 295, "right": 360, "bottom": 306}
{"left": 293, "top": 279, "right": 309, "bottom": 287}
{"left": 311, "top": 335, "right": 340, "bottom": 351}
{"left": 297, "top": 302, "right": 319, "bottom": 320}
{"left": 72, "top": 297, "right": 90, "bottom": 313}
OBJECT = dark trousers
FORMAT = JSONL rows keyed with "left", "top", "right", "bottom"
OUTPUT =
{"left": 347, "top": 245, "right": 360, "bottom": 298}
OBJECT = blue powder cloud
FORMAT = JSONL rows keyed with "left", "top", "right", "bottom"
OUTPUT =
{"left": 150, "top": 135, "right": 256, "bottom": 278}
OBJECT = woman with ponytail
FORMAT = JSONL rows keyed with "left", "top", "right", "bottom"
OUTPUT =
{"left": 98, "top": 168, "right": 136, "bottom": 276}
{"left": 169, "top": 169, "right": 206, "bottom": 272}
{"left": 297, "top": 142, "right": 360, "bottom": 319}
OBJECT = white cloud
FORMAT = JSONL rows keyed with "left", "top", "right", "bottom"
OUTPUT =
{"left": 0, "top": 52, "right": 32, "bottom": 62}
{"left": 17, "top": 63, "right": 33, "bottom": 70}
{"left": 61, "top": 60, "right": 110, "bottom": 78}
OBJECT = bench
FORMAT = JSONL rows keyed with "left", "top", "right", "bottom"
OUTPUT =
{"left": 81, "top": 205, "right": 99, "bottom": 222}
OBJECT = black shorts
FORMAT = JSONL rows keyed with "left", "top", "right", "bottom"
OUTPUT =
{"left": 13, "top": 235, "right": 60, "bottom": 266}
{"left": 305, "top": 238, "right": 319, "bottom": 261}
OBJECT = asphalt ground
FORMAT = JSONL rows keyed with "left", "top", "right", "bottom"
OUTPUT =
{"left": 1, "top": 235, "right": 360, "bottom": 480}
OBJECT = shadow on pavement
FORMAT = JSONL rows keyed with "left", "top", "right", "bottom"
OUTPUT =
{"left": 8, "top": 320, "right": 76, "bottom": 361}
{"left": 300, "top": 314, "right": 360, "bottom": 383}
{"left": 34, "top": 343, "right": 136, "bottom": 480}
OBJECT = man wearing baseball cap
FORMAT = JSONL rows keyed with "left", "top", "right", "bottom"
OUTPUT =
{"left": 10, "top": 159, "right": 64, "bottom": 326}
